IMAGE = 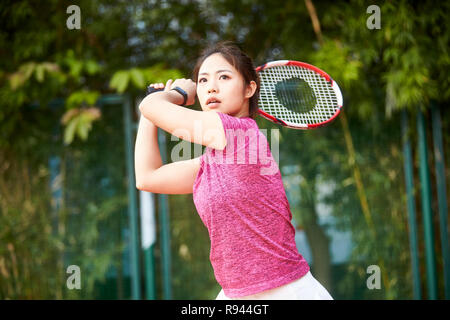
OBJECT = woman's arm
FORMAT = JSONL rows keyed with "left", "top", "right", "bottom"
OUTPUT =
{"left": 134, "top": 112, "right": 202, "bottom": 194}
{"left": 138, "top": 79, "right": 226, "bottom": 151}
{"left": 136, "top": 156, "right": 201, "bottom": 194}
{"left": 134, "top": 114, "right": 162, "bottom": 186}
{"left": 135, "top": 79, "right": 224, "bottom": 193}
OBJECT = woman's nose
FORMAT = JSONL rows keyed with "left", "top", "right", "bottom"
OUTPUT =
{"left": 207, "top": 80, "right": 218, "bottom": 93}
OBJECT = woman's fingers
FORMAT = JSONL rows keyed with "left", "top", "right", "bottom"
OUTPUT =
{"left": 148, "top": 79, "right": 179, "bottom": 92}
{"left": 164, "top": 79, "right": 173, "bottom": 92}
{"left": 149, "top": 83, "right": 164, "bottom": 89}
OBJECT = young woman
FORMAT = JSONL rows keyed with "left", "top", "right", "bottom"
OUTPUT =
{"left": 135, "top": 42, "right": 333, "bottom": 300}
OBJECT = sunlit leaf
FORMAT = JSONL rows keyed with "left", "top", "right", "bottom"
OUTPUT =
{"left": 63, "top": 116, "right": 79, "bottom": 145}
{"left": 84, "top": 60, "right": 101, "bottom": 75}
{"left": 130, "top": 68, "right": 145, "bottom": 88}
{"left": 109, "top": 70, "right": 129, "bottom": 93}
{"left": 34, "top": 64, "right": 45, "bottom": 82}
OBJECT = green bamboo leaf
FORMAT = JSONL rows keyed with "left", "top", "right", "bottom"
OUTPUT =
{"left": 109, "top": 71, "right": 129, "bottom": 93}
{"left": 130, "top": 68, "right": 145, "bottom": 88}
{"left": 61, "top": 108, "right": 80, "bottom": 125}
{"left": 35, "top": 64, "right": 45, "bottom": 82}
{"left": 63, "top": 116, "right": 79, "bottom": 145}
{"left": 41, "top": 62, "right": 60, "bottom": 73}
{"left": 66, "top": 90, "right": 100, "bottom": 109}
{"left": 22, "top": 62, "right": 36, "bottom": 81}
{"left": 9, "top": 73, "right": 25, "bottom": 90}
{"left": 9, "top": 62, "right": 36, "bottom": 89}
{"left": 68, "top": 60, "right": 83, "bottom": 78}
{"left": 77, "top": 114, "right": 91, "bottom": 141}
{"left": 85, "top": 91, "right": 100, "bottom": 105}
{"left": 85, "top": 60, "right": 101, "bottom": 75}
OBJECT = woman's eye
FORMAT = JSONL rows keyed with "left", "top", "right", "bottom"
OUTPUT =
{"left": 198, "top": 78, "right": 207, "bottom": 83}
{"left": 220, "top": 75, "right": 229, "bottom": 80}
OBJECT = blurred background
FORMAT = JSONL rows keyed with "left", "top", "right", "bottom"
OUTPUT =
{"left": 0, "top": 0, "right": 448, "bottom": 300}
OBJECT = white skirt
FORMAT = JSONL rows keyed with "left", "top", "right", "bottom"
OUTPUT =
{"left": 215, "top": 271, "right": 333, "bottom": 300}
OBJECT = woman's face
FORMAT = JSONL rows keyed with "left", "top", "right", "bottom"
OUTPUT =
{"left": 196, "top": 53, "right": 255, "bottom": 118}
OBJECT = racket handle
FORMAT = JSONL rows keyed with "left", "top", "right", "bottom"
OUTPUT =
{"left": 146, "top": 86, "right": 164, "bottom": 96}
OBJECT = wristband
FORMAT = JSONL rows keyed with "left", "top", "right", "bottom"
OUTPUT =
{"left": 171, "top": 86, "right": 188, "bottom": 106}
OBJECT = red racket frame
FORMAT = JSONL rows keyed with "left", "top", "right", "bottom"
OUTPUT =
{"left": 255, "top": 60, "right": 343, "bottom": 129}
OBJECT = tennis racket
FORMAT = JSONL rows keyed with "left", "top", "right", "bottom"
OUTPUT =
{"left": 147, "top": 60, "right": 343, "bottom": 129}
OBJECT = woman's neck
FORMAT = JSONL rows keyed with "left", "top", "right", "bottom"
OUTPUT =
{"left": 231, "top": 103, "right": 250, "bottom": 118}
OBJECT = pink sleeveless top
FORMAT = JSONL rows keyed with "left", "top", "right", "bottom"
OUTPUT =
{"left": 193, "top": 111, "right": 309, "bottom": 298}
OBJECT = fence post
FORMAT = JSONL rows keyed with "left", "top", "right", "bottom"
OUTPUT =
{"left": 401, "top": 109, "right": 421, "bottom": 299}
{"left": 417, "top": 109, "right": 438, "bottom": 299}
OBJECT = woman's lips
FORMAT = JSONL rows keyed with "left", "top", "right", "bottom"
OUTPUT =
{"left": 207, "top": 102, "right": 220, "bottom": 108}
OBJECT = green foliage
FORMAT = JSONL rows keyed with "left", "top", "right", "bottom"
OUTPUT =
{"left": 110, "top": 65, "right": 183, "bottom": 93}
{"left": 0, "top": 0, "right": 448, "bottom": 300}
{"left": 65, "top": 90, "right": 100, "bottom": 109}
{"left": 62, "top": 50, "right": 102, "bottom": 79}
{"left": 324, "top": 0, "right": 449, "bottom": 116}
{"left": 8, "top": 62, "right": 61, "bottom": 90}
{"left": 310, "top": 39, "right": 362, "bottom": 89}
{"left": 63, "top": 196, "right": 127, "bottom": 299}
{"left": 60, "top": 90, "right": 101, "bottom": 144}
{"left": 109, "top": 71, "right": 130, "bottom": 94}
{"left": 61, "top": 107, "right": 101, "bottom": 145}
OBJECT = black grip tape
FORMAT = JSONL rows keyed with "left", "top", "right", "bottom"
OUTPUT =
{"left": 146, "top": 86, "right": 164, "bottom": 96}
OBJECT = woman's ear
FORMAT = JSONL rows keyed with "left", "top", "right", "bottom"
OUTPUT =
{"left": 245, "top": 81, "right": 257, "bottom": 99}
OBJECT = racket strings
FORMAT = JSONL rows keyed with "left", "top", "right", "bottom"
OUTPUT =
{"left": 259, "top": 65, "right": 338, "bottom": 126}
{"left": 275, "top": 77, "right": 317, "bottom": 114}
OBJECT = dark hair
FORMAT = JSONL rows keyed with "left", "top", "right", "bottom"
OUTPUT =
{"left": 192, "top": 41, "right": 260, "bottom": 119}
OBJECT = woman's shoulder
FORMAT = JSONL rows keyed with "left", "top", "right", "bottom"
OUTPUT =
{"left": 216, "top": 112, "right": 258, "bottom": 130}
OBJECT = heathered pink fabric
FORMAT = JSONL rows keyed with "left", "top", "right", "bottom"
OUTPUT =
{"left": 193, "top": 111, "right": 310, "bottom": 298}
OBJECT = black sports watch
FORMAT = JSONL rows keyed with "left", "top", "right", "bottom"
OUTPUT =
{"left": 170, "top": 86, "right": 188, "bottom": 106}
